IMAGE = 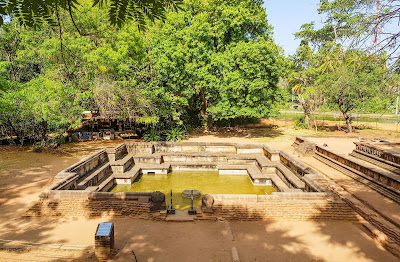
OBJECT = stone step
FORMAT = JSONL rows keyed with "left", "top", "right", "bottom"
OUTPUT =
{"left": 137, "top": 163, "right": 171, "bottom": 174}
{"left": 114, "top": 166, "right": 141, "bottom": 185}
{"left": 110, "top": 155, "right": 134, "bottom": 174}
{"left": 133, "top": 155, "right": 163, "bottom": 164}
{"left": 351, "top": 150, "right": 400, "bottom": 175}
{"left": 96, "top": 175, "right": 116, "bottom": 192}
{"left": 77, "top": 163, "right": 112, "bottom": 190}
{"left": 314, "top": 152, "right": 400, "bottom": 204}
{"left": 262, "top": 173, "right": 289, "bottom": 191}
{"left": 274, "top": 163, "right": 305, "bottom": 190}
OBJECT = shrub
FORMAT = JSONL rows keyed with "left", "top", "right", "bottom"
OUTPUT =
{"left": 165, "top": 127, "right": 185, "bottom": 142}
{"left": 294, "top": 116, "right": 307, "bottom": 129}
{"left": 143, "top": 129, "right": 162, "bottom": 142}
{"left": 32, "top": 143, "right": 43, "bottom": 152}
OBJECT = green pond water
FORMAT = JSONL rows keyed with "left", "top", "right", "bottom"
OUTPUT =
{"left": 110, "top": 171, "right": 275, "bottom": 210}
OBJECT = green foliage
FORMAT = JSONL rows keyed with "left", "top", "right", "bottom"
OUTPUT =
{"left": 147, "top": 0, "right": 284, "bottom": 126}
{"left": 209, "top": 39, "right": 287, "bottom": 120}
{"left": 0, "top": 0, "right": 288, "bottom": 142}
{"left": 294, "top": 116, "right": 307, "bottom": 129}
{"left": 165, "top": 127, "right": 185, "bottom": 141}
{"left": 1, "top": 0, "right": 182, "bottom": 30}
{"left": 32, "top": 143, "right": 43, "bottom": 152}
{"left": 143, "top": 129, "right": 162, "bottom": 142}
{"left": 316, "top": 49, "right": 389, "bottom": 113}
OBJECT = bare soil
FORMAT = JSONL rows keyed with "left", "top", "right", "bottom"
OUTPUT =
{"left": 0, "top": 123, "right": 399, "bottom": 261}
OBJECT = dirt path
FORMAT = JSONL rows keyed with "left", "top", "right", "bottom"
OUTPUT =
{"left": 0, "top": 219, "right": 396, "bottom": 262}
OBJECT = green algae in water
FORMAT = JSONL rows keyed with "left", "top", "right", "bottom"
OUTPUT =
{"left": 111, "top": 171, "right": 275, "bottom": 210}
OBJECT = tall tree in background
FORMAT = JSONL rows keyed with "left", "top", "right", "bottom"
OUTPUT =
{"left": 317, "top": 48, "right": 390, "bottom": 132}
{"left": 288, "top": 41, "right": 323, "bottom": 128}
{"left": 149, "top": 0, "right": 286, "bottom": 128}
{"left": 319, "top": 0, "right": 400, "bottom": 57}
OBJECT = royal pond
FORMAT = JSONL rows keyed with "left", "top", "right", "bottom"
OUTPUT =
{"left": 111, "top": 171, "right": 276, "bottom": 210}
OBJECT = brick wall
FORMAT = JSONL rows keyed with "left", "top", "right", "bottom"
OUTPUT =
{"left": 25, "top": 198, "right": 153, "bottom": 219}
{"left": 198, "top": 199, "right": 359, "bottom": 221}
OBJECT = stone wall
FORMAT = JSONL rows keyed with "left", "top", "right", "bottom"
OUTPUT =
{"left": 25, "top": 192, "right": 158, "bottom": 218}
{"left": 316, "top": 146, "right": 400, "bottom": 191}
{"left": 198, "top": 198, "right": 358, "bottom": 221}
{"left": 62, "top": 150, "right": 109, "bottom": 177}
{"left": 25, "top": 198, "right": 153, "bottom": 219}
{"left": 279, "top": 151, "right": 318, "bottom": 178}
{"left": 355, "top": 142, "right": 400, "bottom": 166}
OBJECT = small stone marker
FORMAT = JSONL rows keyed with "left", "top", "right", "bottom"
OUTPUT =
{"left": 95, "top": 222, "right": 114, "bottom": 260}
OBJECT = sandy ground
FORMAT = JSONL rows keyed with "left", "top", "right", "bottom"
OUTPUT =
{"left": 0, "top": 123, "right": 400, "bottom": 261}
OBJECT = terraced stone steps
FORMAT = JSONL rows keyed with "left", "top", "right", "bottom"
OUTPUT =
{"left": 110, "top": 155, "right": 134, "bottom": 174}
{"left": 272, "top": 163, "right": 306, "bottom": 190}
{"left": 114, "top": 165, "right": 140, "bottom": 179}
{"left": 97, "top": 174, "right": 116, "bottom": 192}
{"left": 314, "top": 152, "right": 400, "bottom": 204}
{"left": 76, "top": 163, "right": 112, "bottom": 189}
{"left": 262, "top": 173, "right": 290, "bottom": 191}
{"left": 351, "top": 151, "right": 400, "bottom": 176}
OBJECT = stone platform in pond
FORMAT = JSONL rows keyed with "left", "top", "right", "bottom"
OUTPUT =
{"left": 25, "top": 142, "right": 358, "bottom": 222}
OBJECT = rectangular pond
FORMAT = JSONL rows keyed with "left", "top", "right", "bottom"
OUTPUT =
{"left": 110, "top": 171, "right": 275, "bottom": 210}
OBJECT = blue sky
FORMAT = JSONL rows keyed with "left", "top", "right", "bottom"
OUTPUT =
{"left": 263, "top": 0, "right": 323, "bottom": 55}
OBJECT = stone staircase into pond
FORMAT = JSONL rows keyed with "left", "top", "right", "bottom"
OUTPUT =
{"left": 97, "top": 142, "right": 309, "bottom": 193}
{"left": 46, "top": 142, "right": 330, "bottom": 197}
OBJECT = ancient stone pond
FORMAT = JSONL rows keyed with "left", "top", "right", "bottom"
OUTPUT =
{"left": 26, "top": 142, "right": 358, "bottom": 221}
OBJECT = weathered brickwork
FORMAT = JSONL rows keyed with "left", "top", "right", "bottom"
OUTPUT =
{"left": 355, "top": 142, "right": 400, "bottom": 166}
{"left": 25, "top": 198, "right": 153, "bottom": 219}
{"left": 196, "top": 199, "right": 358, "bottom": 221}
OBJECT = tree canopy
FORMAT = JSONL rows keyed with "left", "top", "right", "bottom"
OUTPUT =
{"left": 0, "top": 0, "right": 287, "bottom": 141}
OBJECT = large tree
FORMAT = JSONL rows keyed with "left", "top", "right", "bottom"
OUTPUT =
{"left": 318, "top": 0, "right": 400, "bottom": 57}
{"left": 288, "top": 42, "right": 324, "bottom": 128}
{"left": 317, "top": 48, "right": 390, "bottom": 132}
{"left": 148, "top": 0, "right": 286, "bottom": 128}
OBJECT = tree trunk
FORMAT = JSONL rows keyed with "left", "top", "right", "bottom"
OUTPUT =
{"left": 300, "top": 98, "right": 311, "bottom": 129}
{"left": 344, "top": 113, "right": 353, "bottom": 133}
{"left": 41, "top": 119, "right": 47, "bottom": 141}
{"left": 339, "top": 106, "right": 353, "bottom": 133}
{"left": 304, "top": 113, "right": 310, "bottom": 128}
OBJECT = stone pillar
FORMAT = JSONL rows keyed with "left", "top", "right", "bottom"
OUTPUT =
{"left": 95, "top": 222, "right": 114, "bottom": 260}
